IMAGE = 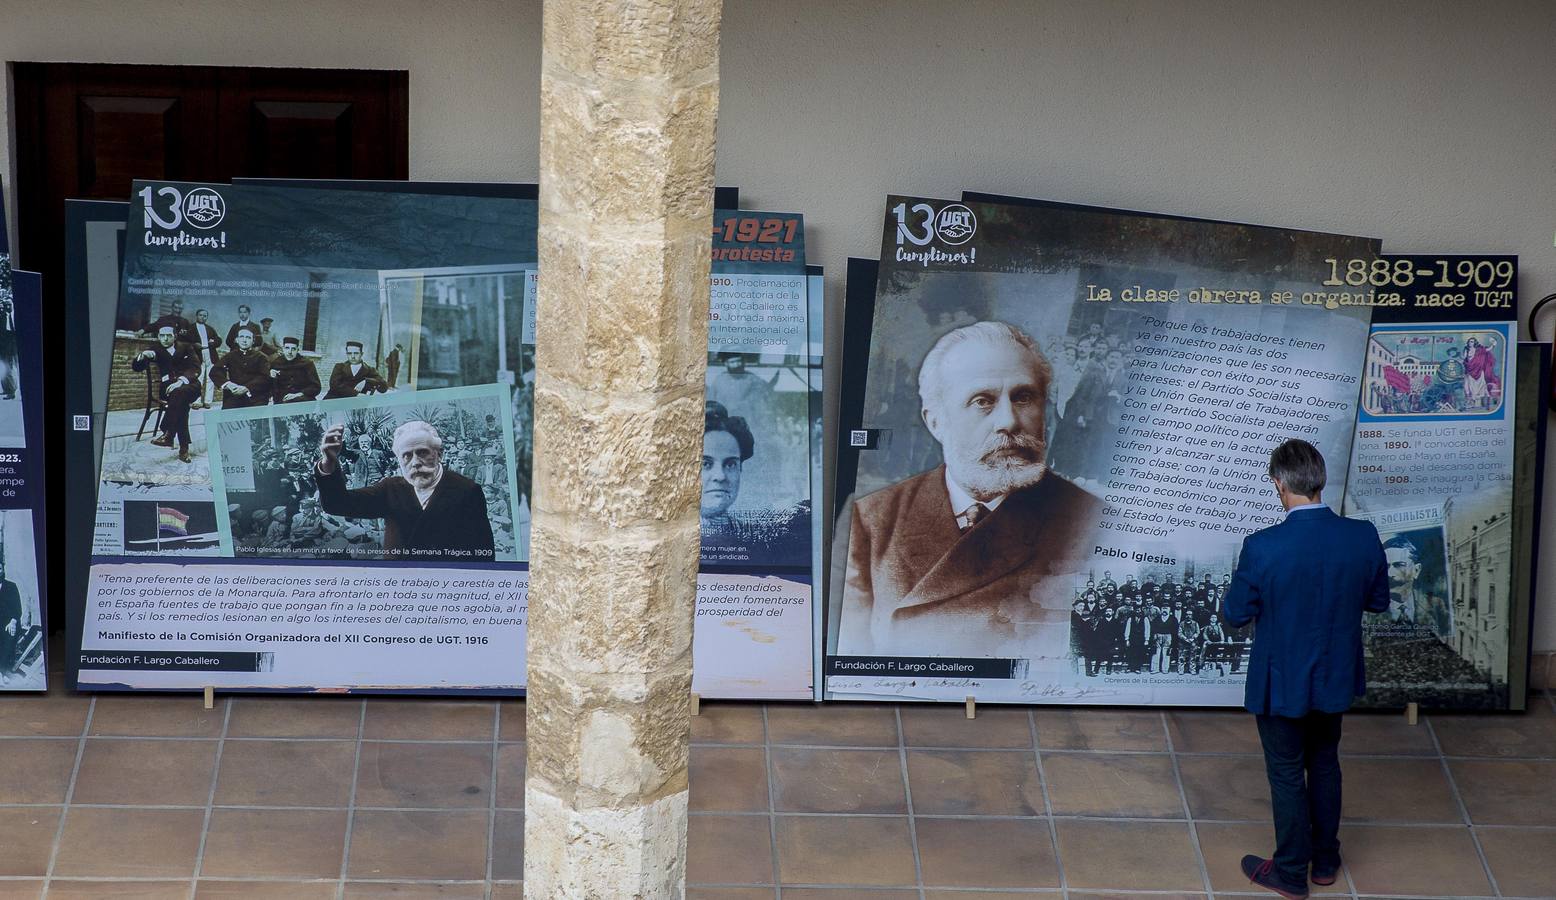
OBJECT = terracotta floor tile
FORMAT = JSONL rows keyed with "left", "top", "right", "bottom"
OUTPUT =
{"left": 926, "top": 893, "right": 1073, "bottom": 900}
{"left": 784, "top": 884, "right": 914, "bottom": 890}
{"left": 495, "top": 740, "right": 526, "bottom": 807}
{"left": 691, "top": 745, "right": 770, "bottom": 812}
{"left": 1176, "top": 754, "right": 1267, "bottom": 821}
{"left": 498, "top": 699, "right": 526, "bottom": 741}
{"left": 774, "top": 815, "right": 915, "bottom": 886}
{"left": 1055, "top": 820, "right": 1202, "bottom": 891}
{"left": 227, "top": 696, "right": 363, "bottom": 738}
{"left": 766, "top": 703, "right": 898, "bottom": 747}
{"left": 770, "top": 748, "right": 906, "bottom": 813}
{"left": 0, "top": 884, "right": 42, "bottom": 900}
{"left": 488, "top": 884, "right": 523, "bottom": 900}
{"left": 900, "top": 705, "right": 1033, "bottom": 749}
{"left": 0, "top": 738, "right": 78, "bottom": 803}
{"left": 1034, "top": 708, "right": 1166, "bottom": 751}
{"left": 1044, "top": 752, "right": 1183, "bottom": 818}
{"left": 200, "top": 808, "right": 347, "bottom": 878}
{"left": 1432, "top": 703, "right": 1556, "bottom": 758}
{"left": 195, "top": 882, "right": 339, "bottom": 899}
{"left": 89, "top": 695, "right": 226, "bottom": 737}
{"left": 1341, "top": 824, "right": 1492, "bottom": 896}
{"left": 0, "top": 807, "right": 60, "bottom": 876}
{"left": 692, "top": 703, "right": 766, "bottom": 744}
{"left": 341, "top": 885, "right": 485, "bottom": 899}
{"left": 1065, "top": 893, "right": 1204, "bottom": 900}
{"left": 355, "top": 741, "right": 493, "bottom": 808}
{"left": 72, "top": 737, "right": 219, "bottom": 806}
{"left": 1475, "top": 826, "right": 1556, "bottom": 897}
{"left": 917, "top": 817, "right": 1060, "bottom": 889}
{"left": 0, "top": 691, "right": 91, "bottom": 736}
{"left": 45, "top": 883, "right": 190, "bottom": 899}
{"left": 687, "top": 814, "right": 773, "bottom": 885}
{"left": 213, "top": 739, "right": 357, "bottom": 807}
{"left": 346, "top": 809, "right": 489, "bottom": 880}
{"left": 1166, "top": 711, "right": 1262, "bottom": 754}
{"left": 1194, "top": 821, "right": 1347, "bottom": 894}
{"left": 686, "top": 890, "right": 775, "bottom": 900}
{"left": 906, "top": 749, "right": 1044, "bottom": 816}
{"left": 1450, "top": 759, "right": 1556, "bottom": 825}
{"left": 1340, "top": 757, "right": 1461, "bottom": 823}
{"left": 53, "top": 807, "right": 205, "bottom": 878}
{"left": 361, "top": 699, "right": 495, "bottom": 741}
{"left": 1338, "top": 711, "right": 1437, "bottom": 756}
{"left": 488, "top": 809, "right": 524, "bottom": 880}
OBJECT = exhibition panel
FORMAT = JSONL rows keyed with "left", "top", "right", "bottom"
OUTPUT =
{"left": 1345, "top": 255, "right": 1525, "bottom": 710}
{"left": 68, "top": 181, "right": 821, "bottom": 697}
{"left": 828, "top": 194, "right": 1380, "bottom": 705}
{"left": 0, "top": 193, "right": 48, "bottom": 689}
{"left": 77, "top": 181, "right": 539, "bottom": 691}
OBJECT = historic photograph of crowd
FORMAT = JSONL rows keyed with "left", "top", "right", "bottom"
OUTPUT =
{"left": 1066, "top": 568, "right": 1249, "bottom": 680}
{"left": 208, "top": 387, "right": 519, "bottom": 562}
{"left": 1361, "top": 327, "right": 1507, "bottom": 418}
{"left": 1359, "top": 495, "right": 1513, "bottom": 708}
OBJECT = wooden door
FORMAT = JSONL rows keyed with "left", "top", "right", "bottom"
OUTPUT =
{"left": 10, "top": 62, "right": 408, "bottom": 633}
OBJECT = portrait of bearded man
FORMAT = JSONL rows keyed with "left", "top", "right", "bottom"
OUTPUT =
{"left": 837, "top": 320, "right": 1102, "bottom": 657}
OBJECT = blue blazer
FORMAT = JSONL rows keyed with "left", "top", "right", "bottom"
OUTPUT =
{"left": 1221, "top": 506, "right": 1390, "bottom": 716}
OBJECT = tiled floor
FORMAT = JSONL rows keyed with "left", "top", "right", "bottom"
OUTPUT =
{"left": 0, "top": 677, "right": 1553, "bottom": 899}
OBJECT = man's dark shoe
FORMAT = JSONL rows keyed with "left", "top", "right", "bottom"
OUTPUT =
{"left": 1310, "top": 860, "right": 1338, "bottom": 886}
{"left": 1241, "top": 855, "right": 1308, "bottom": 899}
{"left": 178, "top": 450, "right": 192, "bottom": 464}
{"left": 150, "top": 434, "right": 174, "bottom": 447}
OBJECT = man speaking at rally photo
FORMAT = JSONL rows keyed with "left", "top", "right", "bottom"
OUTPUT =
{"left": 838, "top": 320, "right": 1100, "bottom": 657}
{"left": 315, "top": 419, "right": 495, "bottom": 561}
{"left": 1222, "top": 439, "right": 1390, "bottom": 899}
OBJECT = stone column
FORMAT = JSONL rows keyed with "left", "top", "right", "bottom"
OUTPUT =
{"left": 525, "top": 1, "right": 721, "bottom": 897}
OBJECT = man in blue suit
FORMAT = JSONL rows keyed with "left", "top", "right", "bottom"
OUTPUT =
{"left": 1222, "top": 439, "right": 1390, "bottom": 899}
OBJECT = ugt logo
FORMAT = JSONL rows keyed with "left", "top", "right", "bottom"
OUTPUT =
{"left": 934, "top": 204, "right": 976, "bottom": 245}
{"left": 139, "top": 184, "right": 227, "bottom": 231}
{"left": 182, "top": 188, "right": 226, "bottom": 229}
{"left": 893, "top": 201, "right": 978, "bottom": 247}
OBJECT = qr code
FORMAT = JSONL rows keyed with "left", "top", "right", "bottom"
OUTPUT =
{"left": 73, "top": 415, "right": 91, "bottom": 431}
{"left": 849, "top": 430, "right": 869, "bottom": 447}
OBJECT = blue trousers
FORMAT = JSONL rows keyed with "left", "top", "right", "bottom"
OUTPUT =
{"left": 1255, "top": 711, "right": 1344, "bottom": 888}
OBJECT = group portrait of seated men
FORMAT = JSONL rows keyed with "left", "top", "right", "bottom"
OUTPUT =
{"left": 132, "top": 301, "right": 389, "bottom": 463}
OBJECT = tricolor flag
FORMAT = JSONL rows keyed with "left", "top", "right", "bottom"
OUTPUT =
{"left": 158, "top": 506, "right": 190, "bottom": 538}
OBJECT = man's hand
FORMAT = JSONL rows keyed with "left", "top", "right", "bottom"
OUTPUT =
{"left": 139, "top": 349, "right": 156, "bottom": 361}
{"left": 319, "top": 424, "right": 346, "bottom": 474}
{"left": 354, "top": 380, "right": 367, "bottom": 393}
{"left": 284, "top": 392, "right": 302, "bottom": 402}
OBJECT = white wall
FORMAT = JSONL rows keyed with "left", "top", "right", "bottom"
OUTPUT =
{"left": 4, "top": 0, "right": 1554, "bottom": 651}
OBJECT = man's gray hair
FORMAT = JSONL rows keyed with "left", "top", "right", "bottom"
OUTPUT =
{"left": 917, "top": 320, "right": 1053, "bottom": 412}
{"left": 392, "top": 420, "right": 444, "bottom": 452}
{"left": 1267, "top": 438, "right": 1326, "bottom": 497}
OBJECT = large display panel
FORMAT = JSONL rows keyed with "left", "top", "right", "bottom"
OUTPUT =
{"left": 0, "top": 248, "right": 49, "bottom": 690}
{"left": 1344, "top": 256, "right": 1527, "bottom": 709}
{"left": 74, "top": 181, "right": 820, "bottom": 697}
{"left": 693, "top": 210, "right": 817, "bottom": 698}
{"left": 827, "top": 195, "right": 1378, "bottom": 705}
{"left": 77, "top": 182, "right": 539, "bottom": 691}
